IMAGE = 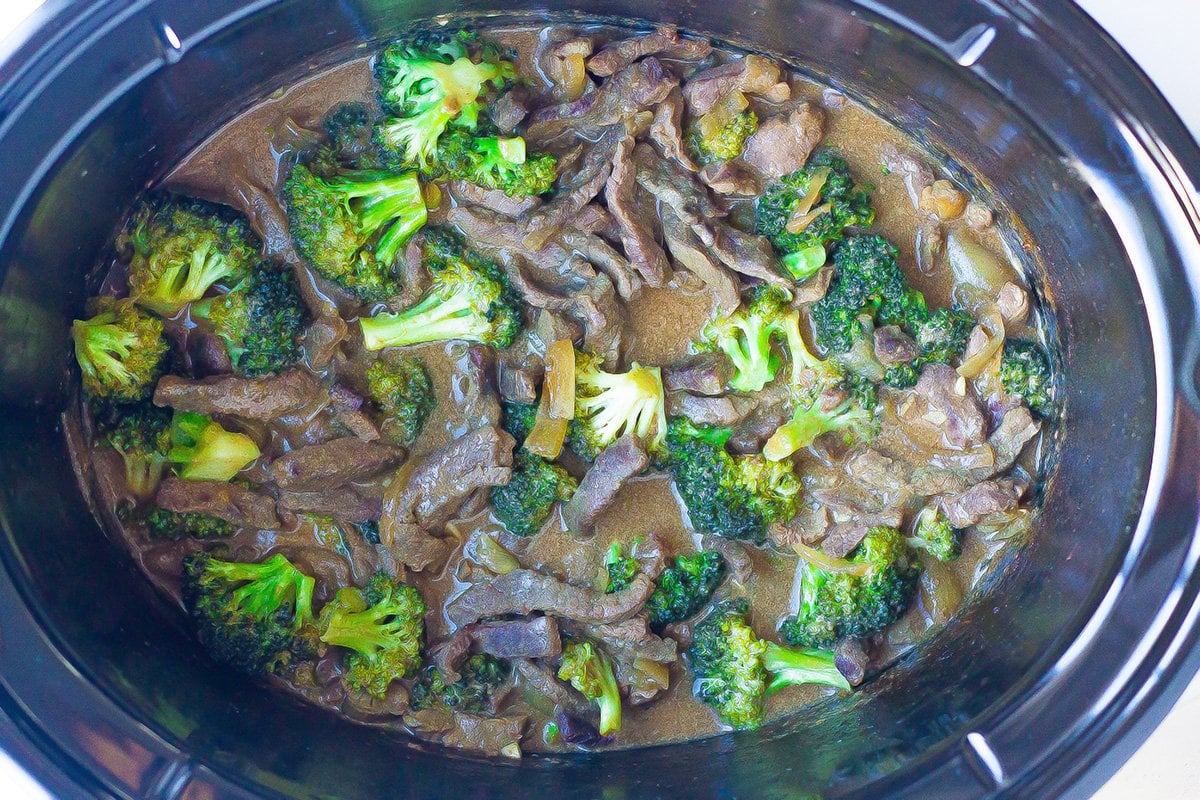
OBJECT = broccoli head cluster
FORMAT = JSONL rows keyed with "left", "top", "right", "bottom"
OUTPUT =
{"left": 192, "top": 263, "right": 308, "bottom": 377}
{"left": 646, "top": 550, "right": 726, "bottom": 629}
{"left": 690, "top": 110, "right": 758, "bottom": 163}
{"left": 411, "top": 653, "right": 510, "bottom": 712}
{"left": 366, "top": 355, "right": 435, "bottom": 445}
{"left": 72, "top": 297, "right": 169, "bottom": 402}
{"left": 491, "top": 450, "right": 577, "bottom": 537}
{"left": 144, "top": 508, "right": 234, "bottom": 540}
{"left": 433, "top": 127, "right": 557, "bottom": 197}
{"left": 1000, "top": 338, "right": 1053, "bottom": 415}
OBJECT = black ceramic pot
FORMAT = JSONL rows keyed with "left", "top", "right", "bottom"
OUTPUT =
{"left": 0, "top": 1, "right": 1197, "bottom": 798}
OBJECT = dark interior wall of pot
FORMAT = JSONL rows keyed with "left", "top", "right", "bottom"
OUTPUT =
{"left": 0, "top": 1, "right": 1158, "bottom": 798}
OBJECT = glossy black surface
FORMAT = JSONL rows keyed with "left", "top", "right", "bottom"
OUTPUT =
{"left": 0, "top": 1, "right": 1197, "bottom": 798}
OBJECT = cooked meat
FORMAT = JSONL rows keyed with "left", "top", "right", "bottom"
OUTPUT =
{"left": 187, "top": 331, "right": 233, "bottom": 377}
{"left": 268, "top": 438, "right": 404, "bottom": 491}
{"left": 659, "top": 206, "right": 741, "bottom": 317}
{"left": 587, "top": 26, "right": 712, "bottom": 76}
{"left": 561, "top": 435, "right": 650, "bottom": 535}
{"left": 431, "top": 630, "right": 475, "bottom": 684}
{"left": 496, "top": 362, "right": 541, "bottom": 404}
{"left": 768, "top": 505, "right": 832, "bottom": 549}
{"left": 520, "top": 131, "right": 619, "bottom": 250}
{"left": 155, "top": 477, "right": 280, "bottom": 530}
{"left": 941, "top": 479, "right": 1023, "bottom": 528}
{"left": 911, "top": 364, "right": 987, "bottom": 450}
{"left": 997, "top": 281, "right": 1030, "bottom": 325}
{"left": 742, "top": 103, "right": 825, "bottom": 179}
{"left": 328, "top": 385, "right": 380, "bottom": 442}
{"left": 666, "top": 391, "right": 758, "bottom": 427}
{"left": 407, "top": 707, "right": 526, "bottom": 757}
{"left": 699, "top": 161, "right": 762, "bottom": 196}
{"left": 728, "top": 401, "right": 792, "bottom": 455}
{"left": 820, "top": 509, "right": 904, "bottom": 559}
{"left": 649, "top": 87, "right": 700, "bottom": 171}
{"left": 446, "top": 568, "right": 656, "bottom": 627}
{"left": 565, "top": 616, "right": 677, "bottom": 703}
{"left": 789, "top": 264, "right": 834, "bottom": 305}
{"left": 683, "top": 55, "right": 790, "bottom": 116}
{"left": 470, "top": 616, "right": 563, "bottom": 660}
{"left": 606, "top": 131, "right": 670, "bottom": 289}
{"left": 448, "top": 180, "right": 542, "bottom": 217}
{"left": 555, "top": 227, "right": 642, "bottom": 301}
{"left": 873, "top": 325, "right": 920, "bottom": 365}
{"left": 533, "top": 309, "right": 583, "bottom": 350}
{"left": 834, "top": 639, "right": 869, "bottom": 687}
{"left": 453, "top": 346, "right": 502, "bottom": 433}
{"left": 153, "top": 369, "right": 324, "bottom": 420}
{"left": 276, "top": 487, "right": 382, "bottom": 523}
{"left": 491, "top": 87, "right": 530, "bottom": 133}
{"left": 663, "top": 353, "right": 732, "bottom": 396}
{"left": 526, "top": 57, "right": 678, "bottom": 143}
{"left": 515, "top": 660, "right": 596, "bottom": 721}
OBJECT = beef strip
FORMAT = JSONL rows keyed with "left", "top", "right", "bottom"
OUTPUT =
{"left": 187, "top": 332, "right": 233, "bottom": 377}
{"left": 406, "top": 707, "right": 526, "bottom": 757}
{"left": 431, "top": 630, "right": 474, "bottom": 684}
{"left": 328, "top": 385, "right": 380, "bottom": 442}
{"left": 514, "top": 659, "right": 596, "bottom": 721}
{"left": 268, "top": 438, "right": 405, "bottom": 491}
{"left": 742, "top": 103, "right": 825, "bottom": 179}
{"left": 497, "top": 362, "right": 541, "bottom": 404}
{"left": 699, "top": 161, "right": 762, "bottom": 196}
{"left": 276, "top": 486, "right": 382, "bottom": 523}
{"left": 470, "top": 616, "right": 563, "bottom": 660}
{"left": 728, "top": 400, "right": 791, "bottom": 455}
{"left": 911, "top": 364, "right": 987, "bottom": 450}
{"left": 666, "top": 391, "right": 759, "bottom": 428}
{"left": 659, "top": 206, "right": 742, "bottom": 317}
{"left": 587, "top": 26, "right": 712, "bottom": 76}
{"left": 491, "top": 87, "right": 530, "bottom": 133}
{"left": 561, "top": 435, "right": 650, "bottom": 535}
{"left": 820, "top": 509, "right": 904, "bottom": 559}
{"left": 834, "top": 638, "right": 869, "bottom": 687}
{"left": 446, "top": 568, "right": 656, "bottom": 627}
{"left": 997, "top": 281, "right": 1030, "bottom": 325}
{"left": 555, "top": 227, "right": 642, "bottom": 300}
{"left": 682, "top": 54, "right": 790, "bottom": 116}
{"left": 663, "top": 353, "right": 732, "bottom": 396}
{"left": 874, "top": 325, "right": 920, "bottom": 365}
{"left": 519, "top": 130, "right": 619, "bottom": 251}
{"left": 453, "top": 345, "right": 501, "bottom": 432}
{"left": 941, "top": 479, "right": 1023, "bottom": 528}
{"left": 153, "top": 369, "right": 324, "bottom": 420}
{"left": 447, "top": 180, "right": 542, "bottom": 216}
{"left": 380, "top": 425, "right": 515, "bottom": 571}
{"left": 155, "top": 477, "right": 280, "bottom": 530}
{"left": 768, "top": 505, "right": 832, "bottom": 549}
{"left": 605, "top": 130, "right": 670, "bottom": 289}
{"left": 649, "top": 87, "right": 699, "bottom": 172}
{"left": 526, "top": 57, "right": 678, "bottom": 143}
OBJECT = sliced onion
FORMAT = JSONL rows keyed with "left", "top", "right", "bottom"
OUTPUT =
{"left": 544, "top": 339, "right": 575, "bottom": 420}
{"left": 790, "top": 165, "right": 832, "bottom": 219}
{"left": 555, "top": 53, "right": 588, "bottom": 102}
{"left": 793, "top": 542, "right": 871, "bottom": 577}
{"left": 946, "top": 230, "right": 1018, "bottom": 300}
{"left": 786, "top": 202, "right": 833, "bottom": 234}
{"left": 957, "top": 308, "right": 1005, "bottom": 379}
{"left": 472, "top": 533, "right": 520, "bottom": 575}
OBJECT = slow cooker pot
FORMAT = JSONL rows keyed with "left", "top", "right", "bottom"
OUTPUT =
{"left": 0, "top": 1, "right": 1197, "bottom": 798}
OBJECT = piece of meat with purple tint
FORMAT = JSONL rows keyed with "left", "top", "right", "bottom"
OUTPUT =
{"left": 155, "top": 477, "right": 280, "bottom": 530}
{"left": 820, "top": 509, "right": 904, "bottom": 559}
{"left": 407, "top": 707, "right": 526, "bottom": 757}
{"left": 497, "top": 361, "right": 541, "bottom": 404}
{"left": 699, "top": 161, "right": 762, "bottom": 196}
{"left": 587, "top": 26, "right": 712, "bottom": 76}
{"left": 519, "top": 130, "right": 619, "bottom": 251}
{"left": 445, "top": 567, "right": 656, "bottom": 627}
{"left": 561, "top": 435, "right": 649, "bottom": 536}
{"left": 526, "top": 57, "right": 678, "bottom": 143}
{"left": 470, "top": 616, "right": 563, "bottom": 660}
{"left": 873, "top": 325, "right": 920, "bottom": 365}
{"left": 276, "top": 486, "right": 382, "bottom": 523}
{"left": 268, "top": 438, "right": 405, "bottom": 491}
{"left": 912, "top": 364, "right": 987, "bottom": 450}
{"left": 663, "top": 353, "right": 733, "bottom": 397}
{"left": 881, "top": 143, "right": 934, "bottom": 210}
{"left": 491, "top": 87, "right": 530, "bottom": 133}
{"left": 649, "top": 87, "right": 699, "bottom": 172}
{"left": 682, "top": 54, "right": 789, "bottom": 116}
{"left": 328, "top": 384, "right": 380, "bottom": 441}
{"left": 666, "top": 391, "right": 759, "bottom": 428}
{"left": 941, "top": 479, "right": 1024, "bottom": 528}
{"left": 742, "top": 103, "right": 825, "bottom": 179}
{"left": 660, "top": 206, "right": 742, "bottom": 317}
{"left": 447, "top": 180, "right": 542, "bottom": 217}
{"left": 153, "top": 369, "right": 324, "bottom": 420}
{"left": 606, "top": 131, "right": 670, "bottom": 289}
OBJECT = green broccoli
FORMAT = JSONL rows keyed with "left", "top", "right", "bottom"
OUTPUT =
{"left": 71, "top": 297, "right": 169, "bottom": 402}
{"left": 907, "top": 505, "right": 962, "bottom": 562}
{"left": 810, "top": 235, "right": 927, "bottom": 355}
{"left": 120, "top": 196, "right": 259, "bottom": 316}
{"left": 411, "top": 653, "right": 510, "bottom": 712}
{"left": 755, "top": 150, "right": 874, "bottom": 266}
{"left": 166, "top": 411, "right": 261, "bottom": 482}
{"left": 645, "top": 550, "right": 726, "bottom": 629}
{"left": 283, "top": 163, "right": 426, "bottom": 302}
{"left": 569, "top": 351, "right": 667, "bottom": 459}
{"left": 689, "top": 601, "right": 849, "bottom": 731}
{"left": 781, "top": 526, "right": 918, "bottom": 649}
{"left": 558, "top": 640, "right": 622, "bottom": 735}
{"left": 315, "top": 103, "right": 383, "bottom": 170}
{"left": 144, "top": 508, "right": 234, "bottom": 540}
{"left": 1000, "top": 338, "right": 1053, "bottom": 415}
{"left": 433, "top": 127, "right": 557, "bottom": 196}
{"left": 366, "top": 355, "right": 435, "bottom": 445}
{"left": 182, "top": 552, "right": 316, "bottom": 675}
{"left": 697, "top": 286, "right": 798, "bottom": 393}
{"left": 374, "top": 33, "right": 513, "bottom": 166}
{"left": 95, "top": 401, "right": 171, "bottom": 498}
{"left": 663, "top": 418, "right": 802, "bottom": 544}
{"left": 490, "top": 450, "right": 578, "bottom": 537}
{"left": 358, "top": 228, "right": 521, "bottom": 350}
{"left": 763, "top": 393, "right": 875, "bottom": 461}
{"left": 689, "top": 110, "right": 758, "bottom": 163}
{"left": 319, "top": 572, "right": 427, "bottom": 698}
{"left": 190, "top": 263, "right": 307, "bottom": 377}
{"left": 501, "top": 399, "right": 538, "bottom": 445}
{"left": 602, "top": 541, "right": 641, "bottom": 594}
{"left": 885, "top": 308, "right": 976, "bottom": 389}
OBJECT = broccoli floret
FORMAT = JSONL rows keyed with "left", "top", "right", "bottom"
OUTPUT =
{"left": 762, "top": 642, "right": 851, "bottom": 694}
{"left": 811, "top": 235, "right": 927, "bottom": 354}
{"left": 120, "top": 196, "right": 259, "bottom": 316}
{"left": 283, "top": 163, "right": 426, "bottom": 302}
{"left": 689, "top": 601, "right": 850, "bottom": 730}
{"left": 144, "top": 507, "right": 234, "bottom": 540}
{"left": 755, "top": 150, "right": 874, "bottom": 262}
{"left": 689, "top": 110, "right": 758, "bottom": 163}
{"left": 646, "top": 551, "right": 726, "bottom": 629}
{"left": 411, "top": 653, "right": 510, "bottom": 712}
{"left": 916, "top": 308, "right": 975, "bottom": 365}
{"left": 603, "top": 541, "right": 641, "bottom": 594}
{"left": 166, "top": 411, "right": 261, "bottom": 482}
{"left": 763, "top": 393, "right": 875, "bottom": 461}
{"left": 182, "top": 552, "right": 316, "bottom": 674}
{"left": 663, "top": 418, "right": 802, "bottom": 544}
{"left": 1000, "top": 338, "right": 1053, "bottom": 415}
{"left": 433, "top": 127, "right": 557, "bottom": 196}
{"left": 374, "top": 33, "right": 513, "bottom": 166}
{"left": 501, "top": 399, "right": 539, "bottom": 445}
{"left": 359, "top": 228, "right": 521, "bottom": 350}
{"left": 71, "top": 297, "right": 169, "bottom": 402}
{"left": 366, "top": 356, "right": 435, "bottom": 445}
{"left": 882, "top": 362, "right": 920, "bottom": 390}
{"left": 569, "top": 351, "right": 667, "bottom": 459}
{"left": 316, "top": 103, "right": 384, "bottom": 170}
{"left": 190, "top": 263, "right": 307, "bottom": 377}
{"left": 781, "top": 526, "right": 918, "bottom": 649}
{"left": 95, "top": 401, "right": 171, "bottom": 498}
{"left": 490, "top": 450, "right": 577, "bottom": 537}
{"left": 907, "top": 505, "right": 962, "bottom": 562}
{"left": 558, "top": 640, "right": 622, "bottom": 735}
{"left": 697, "top": 286, "right": 799, "bottom": 393}
{"left": 687, "top": 601, "right": 768, "bottom": 730}
{"left": 319, "top": 572, "right": 427, "bottom": 698}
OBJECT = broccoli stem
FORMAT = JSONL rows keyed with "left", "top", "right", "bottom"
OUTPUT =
{"left": 360, "top": 290, "right": 493, "bottom": 350}
{"left": 762, "top": 643, "right": 851, "bottom": 693}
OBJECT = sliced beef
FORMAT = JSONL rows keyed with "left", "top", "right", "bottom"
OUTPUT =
{"left": 666, "top": 391, "right": 758, "bottom": 428}
{"left": 699, "top": 161, "right": 762, "bottom": 196}
{"left": 649, "top": 87, "right": 699, "bottom": 171}
{"left": 768, "top": 505, "right": 832, "bottom": 549}
{"left": 561, "top": 435, "right": 649, "bottom": 535}
{"left": 606, "top": 131, "right": 670, "bottom": 289}
{"left": 519, "top": 131, "right": 619, "bottom": 251}
{"left": 446, "top": 568, "right": 656, "bottom": 627}
{"left": 497, "top": 362, "right": 542, "bottom": 404}
{"left": 834, "top": 638, "right": 868, "bottom": 687}
{"left": 453, "top": 345, "right": 501, "bottom": 432}
{"left": 533, "top": 309, "right": 583, "bottom": 350}
{"left": 986, "top": 406, "right": 1040, "bottom": 476}
{"left": 153, "top": 369, "right": 324, "bottom": 420}
{"left": 821, "top": 509, "right": 904, "bottom": 559}
{"left": 911, "top": 364, "right": 987, "bottom": 450}
{"left": 790, "top": 264, "right": 834, "bottom": 305}
{"left": 587, "top": 26, "right": 712, "bottom": 76}
{"left": 728, "top": 401, "right": 791, "bottom": 455}
{"left": 941, "top": 479, "right": 1023, "bottom": 528}
{"left": 155, "top": 477, "right": 280, "bottom": 530}
{"left": 555, "top": 227, "right": 641, "bottom": 301}
{"left": 268, "top": 438, "right": 405, "bottom": 491}
{"left": 407, "top": 708, "right": 525, "bottom": 757}
{"left": 447, "top": 180, "right": 542, "bottom": 217}
{"left": 742, "top": 103, "right": 825, "bottom": 179}
{"left": 328, "top": 385, "right": 380, "bottom": 442}
{"left": 873, "top": 325, "right": 919, "bottom": 365}
{"left": 514, "top": 660, "right": 596, "bottom": 721}
{"left": 659, "top": 207, "right": 741, "bottom": 317}
{"left": 526, "top": 57, "right": 678, "bottom": 143}
{"left": 997, "top": 281, "right": 1030, "bottom": 325}
{"left": 470, "top": 616, "right": 563, "bottom": 660}
{"left": 682, "top": 54, "right": 790, "bottom": 116}
{"left": 491, "top": 87, "right": 530, "bottom": 133}
{"left": 276, "top": 487, "right": 382, "bottom": 523}
{"left": 431, "top": 630, "right": 474, "bottom": 684}
{"left": 663, "top": 353, "right": 732, "bottom": 396}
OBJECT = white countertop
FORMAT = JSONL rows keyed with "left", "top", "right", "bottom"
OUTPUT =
{"left": 0, "top": 1, "right": 1196, "bottom": 797}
